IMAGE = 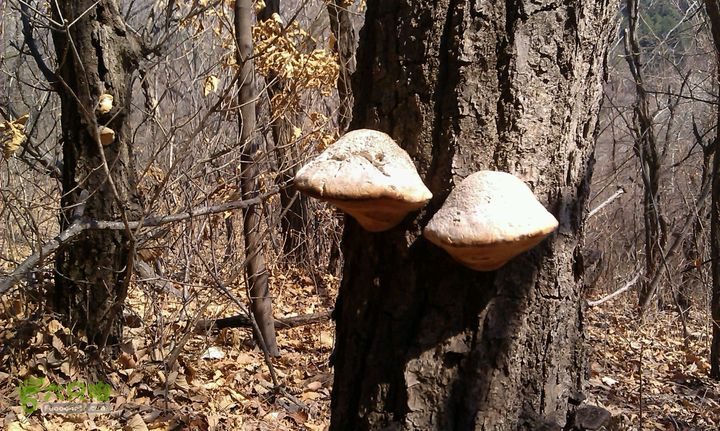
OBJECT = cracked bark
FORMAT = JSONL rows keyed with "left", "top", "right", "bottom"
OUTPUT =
{"left": 50, "top": 0, "right": 141, "bottom": 348}
{"left": 330, "top": 1, "right": 615, "bottom": 429}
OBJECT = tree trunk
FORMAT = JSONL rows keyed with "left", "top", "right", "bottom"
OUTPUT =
{"left": 325, "top": 0, "right": 358, "bottom": 276}
{"left": 234, "top": 0, "right": 279, "bottom": 357}
{"left": 704, "top": 0, "right": 720, "bottom": 380}
{"left": 50, "top": 0, "right": 141, "bottom": 348}
{"left": 623, "top": 0, "right": 667, "bottom": 308}
{"left": 259, "top": 1, "right": 314, "bottom": 267}
{"left": 330, "top": 1, "right": 615, "bottom": 429}
{"left": 327, "top": 0, "right": 357, "bottom": 135}
{"left": 272, "top": 113, "right": 312, "bottom": 265}
{"left": 712, "top": 139, "right": 720, "bottom": 379}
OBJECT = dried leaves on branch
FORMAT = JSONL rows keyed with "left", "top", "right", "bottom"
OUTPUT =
{"left": 1, "top": 114, "right": 28, "bottom": 160}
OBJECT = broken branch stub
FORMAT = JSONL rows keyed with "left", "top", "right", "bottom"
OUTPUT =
{"left": 423, "top": 171, "right": 559, "bottom": 271}
{"left": 294, "top": 129, "right": 432, "bottom": 231}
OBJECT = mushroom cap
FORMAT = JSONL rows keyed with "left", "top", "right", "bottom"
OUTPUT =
{"left": 294, "top": 129, "right": 432, "bottom": 231}
{"left": 96, "top": 94, "right": 114, "bottom": 115}
{"left": 423, "top": 170, "right": 558, "bottom": 271}
{"left": 98, "top": 126, "right": 115, "bottom": 146}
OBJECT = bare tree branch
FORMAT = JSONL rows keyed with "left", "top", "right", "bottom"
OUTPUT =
{"left": 640, "top": 179, "right": 713, "bottom": 314}
{"left": 0, "top": 189, "right": 278, "bottom": 295}
{"left": 587, "top": 186, "right": 625, "bottom": 219}
{"left": 19, "top": 1, "right": 57, "bottom": 85}
{"left": 195, "top": 310, "right": 331, "bottom": 331}
{"left": 587, "top": 272, "right": 641, "bottom": 307}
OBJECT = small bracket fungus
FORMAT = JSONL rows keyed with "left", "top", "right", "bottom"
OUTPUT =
{"left": 294, "top": 129, "right": 432, "bottom": 232}
{"left": 423, "top": 171, "right": 559, "bottom": 271}
{"left": 98, "top": 126, "right": 115, "bottom": 146}
{"left": 96, "top": 94, "right": 113, "bottom": 115}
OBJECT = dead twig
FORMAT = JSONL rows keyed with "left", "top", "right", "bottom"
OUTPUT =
{"left": 0, "top": 189, "right": 278, "bottom": 295}
{"left": 587, "top": 186, "right": 625, "bottom": 219}
{"left": 639, "top": 179, "right": 712, "bottom": 315}
{"left": 195, "top": 310, "right": 331, "bottom": 332}
{"left": 587, "top": 272, "right": 641, "bottom": 307}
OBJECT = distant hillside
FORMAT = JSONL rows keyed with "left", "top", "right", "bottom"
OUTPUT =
{"left": 633, "top": 0, "right": 695, "bottom": 51}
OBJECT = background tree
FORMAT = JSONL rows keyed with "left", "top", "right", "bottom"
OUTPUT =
{"left": 50, "top": 0, "right": 142, "bottom": 348}
{"left": 257, "top": 0, "right": 313, "bottom": 267}
{"left": 325, "top": 0, "right": 357, "bottom": 274}
{"left": 327, "top": 0, "right": 356, "bottom": 135}
{"left": 624, "top": 0, "right": 668, "bottom": 308}
{"left": 235, "top": 0, "right": 279, "bottom": 356}
{"left": 330, "top": 0, "right": 616, "bottom": 428}
{"left": 588, "top": 0, "right": 715, "bottom": 310}
{"left": 704, "top": 0, "right": 720, "bottom": 380}
{"left": 1, "top": 0, "right": 341, "bottom": 354}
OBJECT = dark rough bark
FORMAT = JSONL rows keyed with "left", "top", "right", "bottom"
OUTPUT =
{"left": 705, "top": 0, "right": 720, "bottom": 380}
{"left": 50, "top": 0, "right": 142, "bottom": 348}
{"left": 624, "top": 0, "right": 667, "bottom": 309}
{"left": 330, "top": 1, "right": 615, "bottom": 429}
{"left": 234, "top": 0, "right": 279, "bottom": 356}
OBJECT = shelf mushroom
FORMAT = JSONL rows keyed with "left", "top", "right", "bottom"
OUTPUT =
{"left": 98, "top": 126, "right": 115, "bottom": 146}
{"left": 96, "top": 94, "right": 114, "bottom": 115}
{"left": 294, "top": 129, "right": 432, "bottom": 232}
{"left": 423, "top": 170, "right": 559, "bottom": 271}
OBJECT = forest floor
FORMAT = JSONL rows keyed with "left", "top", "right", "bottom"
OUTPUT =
{"left": 1, "top": 269, "right": 720, "bottom": 430}
{"left": 585, "top": 300, "right": 720, "bottom": 430}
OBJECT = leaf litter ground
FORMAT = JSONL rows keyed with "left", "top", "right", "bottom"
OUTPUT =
{"left": 2, "top": 270, "right": 720, "bottom": 430}
{"left": 0, "top": 266, "right": 337, "bottom": 431}
{"left": 586, "top": 303, "right": 720, "bottom": 430}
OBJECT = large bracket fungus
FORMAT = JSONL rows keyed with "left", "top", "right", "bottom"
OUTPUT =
{"left": 423, "top": 170, "right": 559, "bottom": 271}
{"left": 294, "top": 129, "right": 432, "bottom": 232}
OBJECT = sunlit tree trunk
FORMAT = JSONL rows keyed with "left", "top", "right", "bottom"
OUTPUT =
{"left": 234, "top": 0, "right": 279, "bottom": 356}
{"left": 330, "top": 0, "right": 615, "bottom": 428}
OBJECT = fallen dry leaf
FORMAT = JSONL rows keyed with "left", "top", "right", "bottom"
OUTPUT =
{"left": 124, "top": 414, "right": 148, "bottom": 431}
